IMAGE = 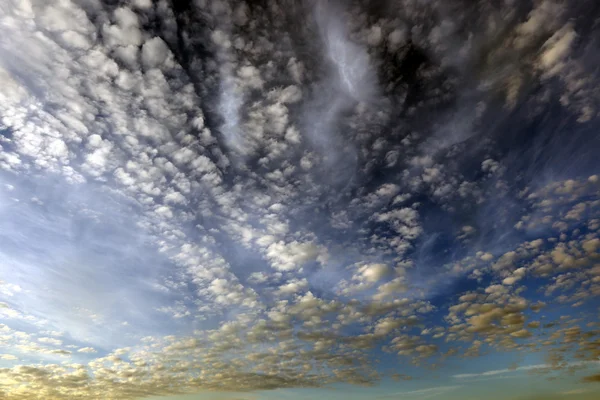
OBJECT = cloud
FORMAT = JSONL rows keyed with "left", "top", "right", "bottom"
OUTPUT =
{"left": 315, "top": 0, "right": 377, "bottom": 103}
{"left": 76, "top": 347, "right": 97, "bottom": 354}
{"left": 455, "top": 361, "right": 600, "bottom": 380}
{"left": 581, "top": 373, "right": 600, "bottom": 383}
{"left": 538, "top": 24, "right": 577, "bottom": 77}
{"left": 0, "top": 0, "right": 599, "bottom": 399}
{"left": 266, "top": 241, "right": 328, "bottom": 272}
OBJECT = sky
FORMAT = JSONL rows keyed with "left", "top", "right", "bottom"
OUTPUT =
{"left": 0, "top": 0, "right": 599, "bottom": 399}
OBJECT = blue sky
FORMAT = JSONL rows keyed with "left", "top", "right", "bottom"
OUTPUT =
{"left": 0, "top": 0, "right": 600, "bottom": 399}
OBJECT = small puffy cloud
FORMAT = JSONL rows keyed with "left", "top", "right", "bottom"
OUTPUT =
{"left": 77, "top": 347, "right": 97, "bottom": 354}
{"left": 374, "top": 208, "right": 422, "bottom": 253}
{"left": 374, "top": 317, "right": 403, "bottom": 336}
{"left": 373, "top": 277, "right": 408, "bottom": 301}
{"left": 141, "top": 37, "right": 170, "bottom": 69}
{"left": 276, "top": 279, "right": 309, "bottom": 295}
{"left": 237, "top": 65, "right": 263, "bottom": 90}
{"left": 266, "top": 241, "right": 327, "bottom": 271}
{"left": 479, "top": 252, "right": 494, "bottom": 261}
{"left": 582, "top": 238, "right": 599, "bottom": 254}
{"left": 355, "top": 263, "right": 390, "bottom": 283}
{"left": 503, "top": 268, "right": 527, "bottom": 285}
{"left": 133, "top": 0, "right": 153, "bottom": 9}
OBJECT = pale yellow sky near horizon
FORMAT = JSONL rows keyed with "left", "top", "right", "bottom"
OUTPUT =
{"left": 152, "top": 365, "right": 600, "bottom": 400}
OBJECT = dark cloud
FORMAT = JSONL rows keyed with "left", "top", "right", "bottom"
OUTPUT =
{"left": 582, "top": 373, "right": 600, "bottom": 383}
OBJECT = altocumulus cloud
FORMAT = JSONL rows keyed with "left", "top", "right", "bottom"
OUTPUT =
{"left": 0, "top": 0, "right": 599, "bottom": 399}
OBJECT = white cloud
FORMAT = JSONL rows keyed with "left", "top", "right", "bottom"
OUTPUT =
{"left": 141, "top": 37, "right": 170, "bottom": 70}
{"left": 315, "top": 0, "right": 377, "bottom": 102}
{"left": 77, "top": 347, "right": 97, "bottom": 354}
{"left": 355, "top": 263, "right": 390, "bottom": 283}
{"left": 266, "top": 241, "right": 328, "bottom": 272}
{"left": 276, "top": 279, "right": 309, "bottom": 295}
{"left": 539, "top": 24, "right": 577, "bottom": 76}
